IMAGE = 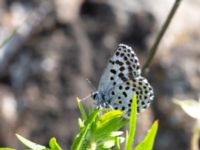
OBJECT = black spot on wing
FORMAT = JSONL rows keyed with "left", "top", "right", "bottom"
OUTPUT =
{"left": 110, "top": 76, "right": 114, "bottom": 80}
{"left": 121, "top": 106, "right": 125, "bottom": 110}
{"left": 122, "top": 91, "right": 127, "bottom": 97}
{"left": 120, "top": 66, "right": 125, "bottom": 71}
{"left": 124, "top": 56, "right": 128, "bottom": 61}
{"left": 116, "top": 51, "right": 120, "bottom": 56}
{"left": 110, "top": 69, "right": 117, "bottom": 74}
{"left": 109, "top": 60, "right": 115, "bottom": 65}
{"left": 116, "top": 60, "right": 123, "bottom": 66}
{"left": 111, "top": 91, "right": 115, "bottom": 95}
{"left": 118, "top": 73, "right": 127, "bottom": 81}
{"left": 119, "top": 86, "right": 123, "bottom": 90}
{"left": 126, "top": 61, "right": 130, "bottom": 65}
{"left": 125, "top": 86, "right": 130, "bottom": 90}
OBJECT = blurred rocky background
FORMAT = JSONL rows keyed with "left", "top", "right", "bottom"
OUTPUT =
{"left": 0, "top": 0, "right": 200, "bottom": 149}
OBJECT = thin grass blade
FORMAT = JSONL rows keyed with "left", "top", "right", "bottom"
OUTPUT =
{"left": 125, "top": 94, "right": 137, "bottom": 150}
{"left": 76, "top": 97, "right": 87, "bottom": 121}
{"left": 16, "top": 134, "right": 46, "bottom": 150}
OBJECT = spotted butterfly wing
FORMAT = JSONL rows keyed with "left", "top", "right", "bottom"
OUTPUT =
{"left": 107, "top": 77, "right": 154, "bottom": 117}
{"left": 98, "top": 44, "right": 141, "bottom": 94}
{"left": 92, "top": 44, "right": 154, "bottom": 116}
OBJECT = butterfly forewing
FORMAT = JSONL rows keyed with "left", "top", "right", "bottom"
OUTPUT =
{"left": 98, "top": 44, "right": 141, "bottom": 94}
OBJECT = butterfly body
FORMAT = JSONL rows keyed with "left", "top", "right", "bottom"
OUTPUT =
{"left": 92, "top": 44, "right": 154, "bottom": 117}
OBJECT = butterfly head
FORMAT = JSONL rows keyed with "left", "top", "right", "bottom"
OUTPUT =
{"left": 91, "top": 91, "right": 98, "bottom": 100}
{"left": 91, "top": 91, "right": 106, "bottom": 106}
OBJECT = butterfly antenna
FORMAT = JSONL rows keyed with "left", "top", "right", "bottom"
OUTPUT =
{"left": 80, "top": 79, "right": 96, "bottom": 101}
{"left": 81, "top": 93, "right": 92, "bottom": 101}
{"left": 86, "top": 78, "right": 96, "bottom": 91}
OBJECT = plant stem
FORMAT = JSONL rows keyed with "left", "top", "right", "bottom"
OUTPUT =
{"left": 142, "top": 0, "right": 182, "bottom": 75}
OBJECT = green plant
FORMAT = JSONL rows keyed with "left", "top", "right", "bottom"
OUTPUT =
{"left": 0, "top": 135, "right": 62, "bottom": 150}
{"left": 0, "top": 95, "right": 158, "bottom": 150}
{"left": 74, "top": 95, "right": 158, "bottom": 150}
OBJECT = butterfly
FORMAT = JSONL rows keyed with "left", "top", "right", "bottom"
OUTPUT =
{"left": 91, "top": 44, "right": 154, "bottom": 117}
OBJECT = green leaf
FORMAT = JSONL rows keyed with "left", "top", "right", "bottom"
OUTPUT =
{"left": 98, "top": 136, "right": 124, "bottom": 149}
{"left": 95, "top": 117, "right": 127, "bottom": 140}
{"left": 16, "top": 134, "right": 46, "bottom": 150}
{"left": 110, "top": 131, "right": 124, "bottom": 137}
{"left": 78, "top": 118, "right": 85, "bottom": 130}
{"left": 102, "top": 139, "right": 115, "bottom": 148}
{"left": 71, "top": 109, "right": 100, "bottom": 150}
{"left": 125, "top": 130, "right": 129, "bottom": 147}
{"left": 94, "top": 110, "right": 128, "bottom": 140}
{"left": 97, "top": 110, "right": 123, "bottom": 123}
{"left": 49, "top": 137, "right": 62, "bottom": 150}
{"left": 76, "top": 97, "right": 88, "bottom": 121}
{"left": 96, "top": 110, "right": 125, "bottom": 129}
{"left": 115, "top": 136, "right": 120, "bottom": 150}
{"left": 135, "top": 120, "right": 159, "bottom": 150}
{"left": 125, "top": 94, "right": 137, "bottom": 150}
{"left": 88, "top": 107, "right": 93, "bottom": 116}
{"left": 0, "top": 148, "right": 16, "bottom": 150}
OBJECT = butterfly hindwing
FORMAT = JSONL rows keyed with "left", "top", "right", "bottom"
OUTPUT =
{"left": 107, "top": 77, "right": 154, "bottom": 117}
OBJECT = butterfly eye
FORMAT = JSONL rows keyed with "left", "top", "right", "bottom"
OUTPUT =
{"left": 92, "top": 92, "right": 98, "bottom": 100}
